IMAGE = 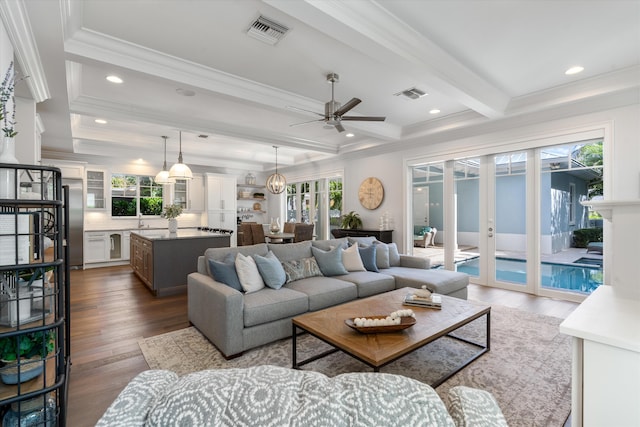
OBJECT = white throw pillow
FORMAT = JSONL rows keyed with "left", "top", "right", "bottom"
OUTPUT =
{"left": 235, "top": 252, "right": 265, "bottom": 293}
{"left": 342, "top": 244, "right": 366, "bottom": 272}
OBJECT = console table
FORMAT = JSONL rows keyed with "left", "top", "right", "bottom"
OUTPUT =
{"left": 331, "top": 228, "right": 393, "bottom": 243}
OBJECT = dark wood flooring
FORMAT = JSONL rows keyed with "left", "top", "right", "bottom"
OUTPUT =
{"left": 67, "top": 265, "right": 578, "bottom": 426}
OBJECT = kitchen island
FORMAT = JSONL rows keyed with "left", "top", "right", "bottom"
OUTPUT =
{"left": 130, "top": 229, "right": 230, "bottom": 296}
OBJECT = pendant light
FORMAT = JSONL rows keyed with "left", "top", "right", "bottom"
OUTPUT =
{"left": 266, "top": 145, "right": 286, "bottom": 194}
{"left": 154, "top": 136, "right": 176, "bottom": 184}
{"left": 169, "top": 130, "right": 193, "bottom": 180}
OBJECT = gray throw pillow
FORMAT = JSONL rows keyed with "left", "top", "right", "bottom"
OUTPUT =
{"left": 311, "top": 246, "right": 348, "bottom": 276}
{"left": 387, "top": 242, "right": 401, "bottom": 266}
{"left": 281, "top": 257, "right": 323, "bottom": 283}
{"left": 208, "top": 253, "right": 243, "bottom": 291}
{"left": 373, "top": 241, "right": 390, "bottom": 269}
{"left": 253, "top": 251, "right": 287, "bottom": 289}
{"left": 347, "top": 236, "right": 377, "bottom": 246}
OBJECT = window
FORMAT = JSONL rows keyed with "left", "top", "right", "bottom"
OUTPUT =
{"left": 286, "top": 176, "right": 342, "bottom": 240}
{"left": 111, "top": 174, "right": 163, "bottom": 217}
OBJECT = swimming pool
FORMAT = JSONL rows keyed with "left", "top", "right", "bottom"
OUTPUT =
{"left": 453, "top": 257, "right": 602, "bottom": 294}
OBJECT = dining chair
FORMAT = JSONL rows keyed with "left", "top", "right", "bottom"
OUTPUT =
{"left": 294, "top": 223, "right": 314, "bottom": 242}
{"left": 250, "top": 223, "right": 266, "bottom": 244}
{"left": 283, "top": 222, "right": 296, "bottom": 233}
{"left": 239, "top": 223, "right": 254, "bottom": 246}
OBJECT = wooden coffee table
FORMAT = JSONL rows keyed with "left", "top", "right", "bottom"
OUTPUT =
{"left": 292, "top": 287, "right": 490, "bottom": 387}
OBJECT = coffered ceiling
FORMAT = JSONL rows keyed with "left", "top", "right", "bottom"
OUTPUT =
{"left": 7, "top": 0, "right": 640, "bottom": 172}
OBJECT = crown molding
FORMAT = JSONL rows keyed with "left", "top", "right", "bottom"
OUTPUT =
{"left": 0, "top": 0, "right": 50, "bottom": 102}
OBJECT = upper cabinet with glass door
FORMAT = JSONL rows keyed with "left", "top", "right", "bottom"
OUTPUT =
{"left": 171, "top": 175, "right": 204, "bottom": 212}
{"left": 86, "top": 169, "right": 106, "bottom": 209}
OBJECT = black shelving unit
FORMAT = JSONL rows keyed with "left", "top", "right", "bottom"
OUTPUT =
{"left": 0, "top": 164, "right": 69, "bottom": 426}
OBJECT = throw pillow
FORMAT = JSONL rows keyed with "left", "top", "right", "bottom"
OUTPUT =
{"left": 386, "top": 242, "right": 401, "bottom": 267}
{"left": 253, "top": 251, "right": 286, "bottom": 290}
{"left": 207, "top": 253, "right": 243, "bottom": 292}
{"left": 342, "top": 244, "right": 366, "bottom": 272}
{"left": 311, "top": 246, "right": 348, "bottom": 276}
{"left": 347, "top": 236, "right": 377, "bottom": 246}
{"left": 281, "top": 257, "right": 323, "bottom": 283}
{"left": 358, "top": 244, "right": 379, "bottom": 272}
{"left": 235, "top": 252, "right": 265, "bottom": 293}
{"left": 373, "top": 241, "right": 390, "bottom": 269}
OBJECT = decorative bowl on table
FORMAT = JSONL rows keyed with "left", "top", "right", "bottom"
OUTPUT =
{"left": 345, "top": 315, "right": 416, "bottom": 334}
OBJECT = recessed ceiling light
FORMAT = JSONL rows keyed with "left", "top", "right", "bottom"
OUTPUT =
{"left": 106, "top": 75, "right": 123, "bottom": 84}
{"left": 176, "top": 88, "right": 196, "bottom": 97}
{"left": 565, "top": 66, "right": 584, "bottom": 75}
{"left": 94, "top": 119, "right": 107, "bottom": 124}
{"left": 429, "top": 109, "right": 441, "bottom": 114}
{"left": 345, "top": 133, "right": 354, "bottom": 138}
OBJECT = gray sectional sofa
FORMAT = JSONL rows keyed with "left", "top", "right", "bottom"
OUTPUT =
{"left": 187, "top": 237, "right": 468, "bottom": 358}
{"left": 97, "top": 365, "right": 507, "bottom": 427}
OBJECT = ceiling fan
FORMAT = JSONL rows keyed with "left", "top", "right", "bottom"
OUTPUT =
{"left": 289, "top": 73, "right": 386, "bottom": 133}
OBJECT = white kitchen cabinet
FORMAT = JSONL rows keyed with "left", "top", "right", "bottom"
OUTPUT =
{"left": 86, "top": 169, "right": 107, "bottom": 209}
{"left": 85, "top": 232, "right": 109, "bottom": 263}
{"left": 168, "top": 175, "right": 205, "bottom": 212}
{"left": 207, "top": 210, "right": 237, "bottom": 247}
{"left": 205, "top": 173, "right": 236, "bottom": 211}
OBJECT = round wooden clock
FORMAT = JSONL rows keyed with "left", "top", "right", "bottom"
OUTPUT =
{"left": 358, "top": 177, "right": 384, "bottom": 210}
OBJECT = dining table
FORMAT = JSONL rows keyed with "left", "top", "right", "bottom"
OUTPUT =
{"left": 264, "top": 232, "right": 295, "bottom": 243}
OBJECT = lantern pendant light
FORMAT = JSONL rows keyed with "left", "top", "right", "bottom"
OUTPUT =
{"left": 266, "top": 145, "right": 286, "bottom": 194}
{"left": 169, "top": 130, "right": 193, "bottom": 180}
{"left": 154, "top": 136, "right": 176, "bottom": 184}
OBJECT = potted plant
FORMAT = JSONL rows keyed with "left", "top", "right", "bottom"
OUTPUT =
{"left": 161, "top": 204, "right": 183, "bottom": 233}
{"left": 340, "top": 211, "right": 363, "bottom": 229}
{"left": 0, "top": 329, "right": 55, "bottom": 384}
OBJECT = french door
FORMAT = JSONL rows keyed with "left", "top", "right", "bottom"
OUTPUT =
{"left": 410, "top": 136, "right": 604, "bottom": 301}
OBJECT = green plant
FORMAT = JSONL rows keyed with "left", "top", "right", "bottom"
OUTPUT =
{"left": 161, "top": 204, "right": 183, "bottom": 219}
{"left": 0, "top": 330, "right": 55, "bottom": 362}
{"left": 340, "top": 211, "right": 362, "bottom": 229}
{"left": 572, "top": 227, "right": 603, "bottom": 248}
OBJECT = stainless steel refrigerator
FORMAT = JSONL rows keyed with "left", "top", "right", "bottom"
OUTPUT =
{"left": 63, "top": 178, "right": 84, "bottom": 268}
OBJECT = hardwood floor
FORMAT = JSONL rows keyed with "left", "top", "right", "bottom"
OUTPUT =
{"left": 67, "top": 265, "right": 578, "bottom": 426}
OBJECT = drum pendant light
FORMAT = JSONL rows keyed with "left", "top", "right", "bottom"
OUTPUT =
{"left": 266, "top": 145, "right": 286, "bottom": 194}
{"left": 154, "top": 136, "right": 176, "bottom": 184}
{"left": 169, "top": 130, "right": 193, "bottom": 180}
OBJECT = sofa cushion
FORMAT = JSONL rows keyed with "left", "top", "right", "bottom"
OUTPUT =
{"left": 268, "top": 241, "right": 312, "bottom": 262}
{"left": 207, "top": 253, "right": 243, "bottom": 292}
{"left": 311, "top": 246, "right": 349, "bottom": 276}
{"left": 235, "top": 253, "right": 265, "bottom": 294}
{"left": 381, "top": 242, "right": 401, "bottom": 267}
{"left": 243, "top": 288, "right": 309, "bottom": 327}
{"left": 311, "top": 238, "right": 349, "bottom": 251}
{"left": 285, "top": 276, "right": 357, "bottom": 311}
{"left": 336, "top": 271, "right": 395, "bottom": 298}
{"left": 281, "top": 257, "right": 323, "bottom": 283}
{"left": 342, "top": 244, "right": 366, "bottom": 272}
{"left": 384, "top": 267, "right": 468, "bottom": 296}
{"left": 140, "top": 366, "right": 456, "bottom": 427}
{"left": 358, "top": 244, "right": 379, "bottom": 272}
{"left": 253, "top": 251, "right": 287, "bottom": 290}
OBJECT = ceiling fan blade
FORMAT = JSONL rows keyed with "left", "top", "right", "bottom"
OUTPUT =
{"left": 335, "top": 98, "right": 361, "bottom": 117}
{"left": 335, "top": 123, "right": 346, "bottom": 133}
{"left": 290, "top": 119, "right": 324, "bottom": 127}
{"left": 340, "top": 116, "right": 386, "bottom": 121}
{"left": 286, "top": 105, "right": 325, "bottom": 117}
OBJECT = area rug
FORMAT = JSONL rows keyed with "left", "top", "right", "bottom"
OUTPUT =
{"left": 139, "top": 304, "right": 571, "bottom": 427}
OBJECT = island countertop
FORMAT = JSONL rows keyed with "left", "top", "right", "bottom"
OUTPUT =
{"left": 130, "top": 229, "right": 230, "bottom": 240}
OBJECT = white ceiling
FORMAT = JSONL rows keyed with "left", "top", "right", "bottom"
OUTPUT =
{"left": 10, "top": 0, "right": 640, "bottom": 173}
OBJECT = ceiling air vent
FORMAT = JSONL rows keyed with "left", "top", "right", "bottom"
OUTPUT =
{"left": 247, "top": 16, "right": 289, "bottom": 45}
{"left": 394, "top": 87, "right": 428, "bottom": 100}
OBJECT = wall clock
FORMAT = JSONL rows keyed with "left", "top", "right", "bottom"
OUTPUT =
{"left": 358, "top": 177, "right": 384, "bottom": 210}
